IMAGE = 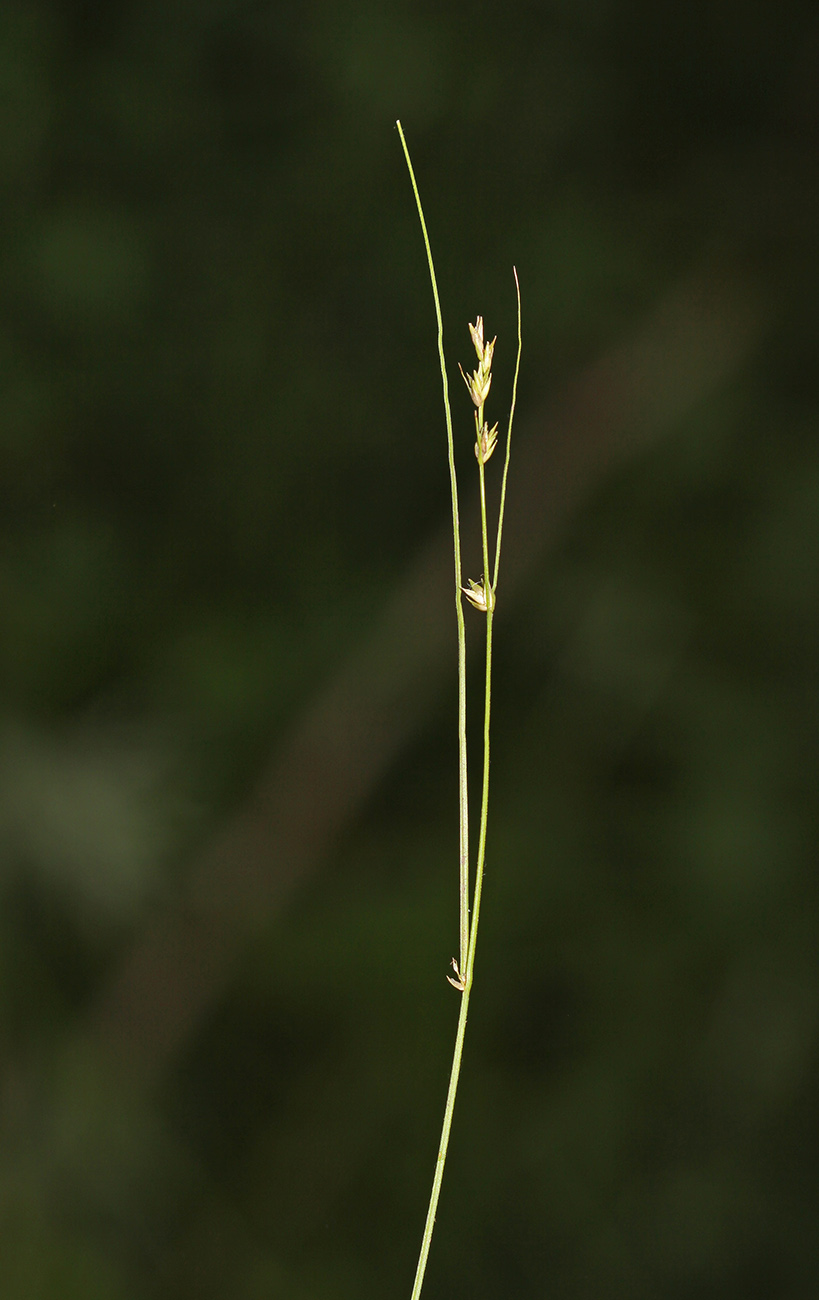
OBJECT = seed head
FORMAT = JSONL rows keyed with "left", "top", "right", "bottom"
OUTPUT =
{"left": 462, "top": 577, "right": 494, "bottom": 613}
{"left": 460, "top": 317, "right": 496, "bottom": 409}
{"left": 459, "top": 361, "right": 492, "bottom": 408}
{"left": 469, "top": 316, "right": 485, "bottom": 358}
{"left": 468, "top": 316, "right": 496, "bottom": 365}
{"left": 475, "top": 421, "right": 499, "bottom": 464}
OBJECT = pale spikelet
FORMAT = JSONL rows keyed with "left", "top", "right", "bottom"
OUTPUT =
{"left": 459, "top": 316, "right": 497, "bottom": 410}
{"left": 475, "top": 421, "right": 499, "bottom": 464}
{"left": 462, "top": 577, "right": 493, "bottom": 612}
{"left": 459, "top": 359, "right": 492, "bottom": 408}
{"left": 468, "top": 316, "right": 485, "bottom": 357}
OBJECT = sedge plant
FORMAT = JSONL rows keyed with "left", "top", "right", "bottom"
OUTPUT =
{"left": 396, "top": 121, "right": 522, "bottom": 1300}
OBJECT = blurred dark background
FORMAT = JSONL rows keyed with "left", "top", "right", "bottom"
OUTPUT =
{"left": 2, "top": 0, "right": 819, "bottom": 1296}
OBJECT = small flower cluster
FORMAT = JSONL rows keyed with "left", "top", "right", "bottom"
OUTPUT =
{"left": 462, "top": 577, "right": 490, "bottom": 612}
{"left": 459, "top": 316, "right": 499, "bottom": 467}
{"left": 460, "top": 315, "right": 500, "bottom": 615}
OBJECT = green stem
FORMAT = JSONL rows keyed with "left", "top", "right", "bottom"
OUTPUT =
{"left": 468, "top": 603, "right": 493, "bottom": 988}
{"left": 396, "top": 120, "right": 470, "bottom": 977}
{"left": 398, "top": 120, "right": 518, "bottom": 1300}
{"left": 492, "top": 267, "right": 521, "bottom": 590}
{"left": 473, "top": 453, "right": 494, "bottom": 966}
{"left": 409, "top": 587, "right": 493, "bottom": 1300}
{"left": 409, "top": 603, "right": 495, "bottom": 1300}
{"left": 478, "top": 456, "right": 493, "bottom": 614}
{"left": 408, "top": 973, "right": 471, "bottom": 1300}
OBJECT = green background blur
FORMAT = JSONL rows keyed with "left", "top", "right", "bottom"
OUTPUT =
{"left": 3, "top": 0, "right": 819, "bottom": 1296}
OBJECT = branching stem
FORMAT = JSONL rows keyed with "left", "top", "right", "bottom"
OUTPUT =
{"left": 395, "top": 120, "right": 470, "bottom": 979}
{"left": 397, "top": 119, "right": 520, "bottom": 1300}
